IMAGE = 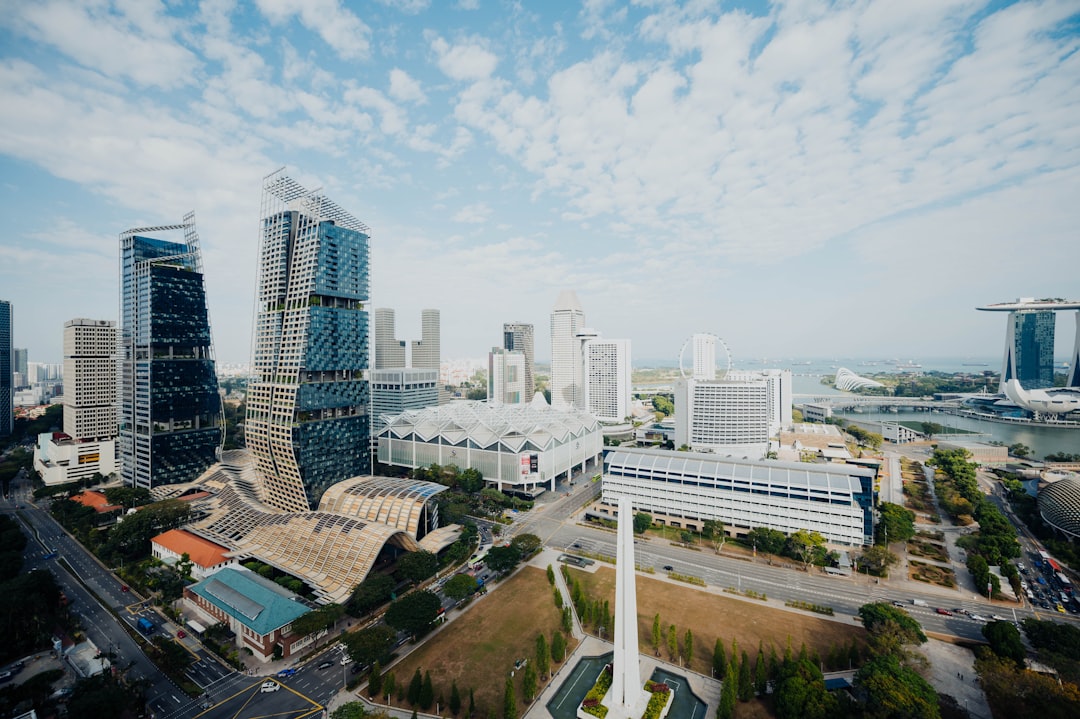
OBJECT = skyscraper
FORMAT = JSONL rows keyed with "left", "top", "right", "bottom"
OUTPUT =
{"left": 583, "top": 338, "right": 632, "bottom": 422}
{"left": 12, "top": 348, "right": 27, "bottom": 389}
{"left": 64, "top": 319, "right": 118, "bottom": 441}
{"left": 503, "top": 322, "right": 535, "bottom": 398}
{"left": 550, "top": 290, "right": 585, "bottom": 410}
{"left": 119, "top": 215, "right": 222, "bottom": 489}
{"left": 246, "top": 171, "right": 371, "bottom": 512}
{"left": 488, "top": 347, "right": 527, "bottom": 404}
{"left": 1008, "top": 310, "right": 1056, "bottom": 390}
{"left": 374, "top": 308, "right": 406, "bottom": 369}
{"left": 691, "top": 333, "right": 717, "bottom": 380}
{"left": 370, "top": 368, "right": 439, "bottom": 432}
{"left": 410, "top": 309, "right": 440, "bottom": 370}
{"left": 0, "top": 301, "right": 11, "bottom": 437}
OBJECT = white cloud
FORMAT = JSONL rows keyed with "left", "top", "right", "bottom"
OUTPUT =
{"left": 389, "top": 68, "right": 427, "bottom": 104}
{"left": 452, "top": 202, "right": 492, "bottom": 224}
{"left": 376, "top": 0, "right": 430, "bottom": 14}
{"left": 255, "top": 0, "right": 371, "bottom": 60}
{"left": 431, "top": 35, "right": 499, "bottom": 81}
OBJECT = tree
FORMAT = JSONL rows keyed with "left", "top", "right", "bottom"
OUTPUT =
{"left": 546, "top": 565, "right": 555, "bottom": 585}
{"left": 877, "top": 502, "right": 917, "bottom": 545}
{"left": 1009, "top": 442, "right": 1031, "bottom": 458}
{"left": 344, "top": 625, "right": 396, "bottom": 667}
{"left": 773, "top": 657, "right": 837, "bottom": 719}
{"left": 503, "top": 675, "right": 517, "bottom": 719}
{"left": 450, "top": 680, "right": 462, "bottom": 716}
{"left": 785, "top": 529, "right": 826, "bottom": 571}
{"left": 330, "top": 702, "right": 375, "bottom": 719}
{"left": 855, "top": 653, "right": 940, "bottom": 719}
{"left": 535, "top": 634, "right": 550, "bottom": 679}
{"left": 420, "top": 671, "right": 434, "bottom": 710}
{"left": 713, "top": 638, "right": 727, "bottom": 679}
{"left": 509, "top": 534, "right": 542, "bottom": 557}
{"left": 717, "top": 662, "right": 737, "bottom": 719}
{"left": 983, "top": 621, "right": 1026, "bottom": 667}
{"left": 551, "top": 631, "right": 566, "bottom": 663}
{"left": 684, "top": 629, "right": 693, "bottom": 667}
{"left": 407, "top": 668, "right": 422, "bottom": 705}
{"left": 746, "top": 526, "right": 786, "bottom": 555}
{"left": 485, "top": 545, "right": 522, "bottom": 574}
{"left": 522, "top": 661, "right": 538, "bottom": 701}
{"left": 469, "top": 688, "right": 476, "bottom": 718}
{"left": 368, "top": 661, "right": 382, "bottom": 699}
{"left": 384, "top": 672, "right": 396, "bottom": 703}
{"left": 633, "top": 512, "right": 652, "bottom": 534}
{"left": 347, "top": 573, "right": 396, "bottom": 617}
{"left": 444, "top": 573, "right": 478, "bottom": 601}
{"left": 667, "top": 624, "right": 678, "bottom": 661}
{"left": 738, "top": 650, "right": 753, "bottom": 701}
{"left": 858, "top": 545, "right": 899, "bottom": 577}
{"left": 397, "top": 551, "right": 438, "bottom": 583}
{"left": 385, "top": 591, "right": 441, "bottom": 638}
{"left": 755, "top": 645, "right": 767, "bottom": 696}
{"left": 858, "top": 602, "right": 927, "bottom": 657}
{"left": 703, "top": 519, "right": 727, "bottom": 553}
{"left": 652, "top": 614, "right": 662, "bottom": 654}
{"left": 292, "top": 603, "right": 345, "bottom": 644}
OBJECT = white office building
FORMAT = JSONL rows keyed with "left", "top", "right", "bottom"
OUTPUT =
{"left": 691, "top": 333, "right": 717, "bottom": 380}
{"left": 596, "top": 447, "right": 876, "bottom": 546}
{"left": 370, "top": 368, "right": 439, "bottom": 433}
{"left": 584, "top": 338, "right": 631, "bottom": 422}
{"left": 503, "top": 323, "right": 535, "bottom": 399}
{"left": 411, "top": 309, "right": 440, "bottom": 371}
{"left": 727, "top": 369, "right": 793, "bottom": 435}
{"left": 63, "top": 319, "right": 118, "bottom": 441}
{"left": 488, "top": 347, "right": 527, "bottom": 404}
{"left": 550, "top": 290, "right": 586, "bottom": 410}
{"left": 674, "top": 377, "right": 771, "bottom": 457}
{"left": 374, "top": 308, "right": 406, "bottom": 370}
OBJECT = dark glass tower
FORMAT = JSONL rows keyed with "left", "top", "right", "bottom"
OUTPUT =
{"left": 119, "top": 215, "right": 222, "bottom": 488}
{"left": 1007, "top": 311, "right": 1055, "bottom": 390}
{"left": 0, "top": 300, "right": 11, "bottom": 437}
{"left": 247, "top": 172, "right": 371, "bottom": 512}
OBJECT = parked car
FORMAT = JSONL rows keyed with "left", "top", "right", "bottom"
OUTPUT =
{"left": 340, "top": 655, "right": 354, "bottom": 666}
{"left": 261, "top": 681, "right": 280, "bottom": 693}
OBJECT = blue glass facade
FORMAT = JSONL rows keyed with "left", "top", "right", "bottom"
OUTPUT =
{"left": 248, "top": 176, "right": 372, "bottom": 512}
{"left": 120, "top": 225, "right": 221, "bottom": 489}
{"left": 0, "top": 300, "right": 11, "bottom": 437}
{"left": 1011, "top": 311, "right": 1055, "bottom": 389}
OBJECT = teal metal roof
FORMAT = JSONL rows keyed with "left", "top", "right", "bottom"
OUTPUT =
{"left": 189, "top": 567, "right": 311, "bottom": 636}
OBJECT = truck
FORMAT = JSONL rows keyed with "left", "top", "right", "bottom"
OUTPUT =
{"left": 136, "top": 617, "right": 155, "bottom": 635}
{"left": 912, "top": 599, "right": 929, "bottom": 607}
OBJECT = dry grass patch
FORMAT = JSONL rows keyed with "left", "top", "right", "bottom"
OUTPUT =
{"left": 566, "top": 567, "right": 867, "bottom": 677}
{"left": 386, "top": 566, "right": 573, "bottom": 718}
{"left": 908, "top": 539, "right": 949, "bottom": 563}
{"left": 909, "top": 560, "right": 957, "bottom": 588}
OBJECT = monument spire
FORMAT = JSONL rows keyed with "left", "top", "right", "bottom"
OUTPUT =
{"left": 609, "top": 496, "right": 647, "bottom": 717}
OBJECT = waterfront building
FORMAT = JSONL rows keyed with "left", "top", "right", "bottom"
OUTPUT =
{"left": 503, "top": 322, "right": 535, "bottom": 398}
{"left": 370, "top": 368, "right": 439, "bottom": 432}
{"left": 488, "top": 347, "right": 527, "bottom": 404}
{"left": 119, "top": 216, "right": 221, "bottom": 489}
{"left": 246, "top": 171, "right": 371, "bottom": 511}
{"left": 550, "top": 290, "right": 585, "bottom": 410}
{"left": 374, "top": 308, "right": 406, "bottom": 369}
{"left": 0, "top": 301, "right": 10, "bottom": 437}
{"left": 377, "top": 398, "right": 602, "bottom": 493}
{"left": 834, "top": 367, "right": 885, "bottom": 392}
{"left": 583, "top": 338, "right": 632, "bottom": 422}
{"left": 1038, "top": 475, "right": 1080, "bottom": 540}
{"left": 411, "top": 309, "right": 441, "bottom": 370}
{"left": 596, "top": 446, "right": 876, "bottom": 545}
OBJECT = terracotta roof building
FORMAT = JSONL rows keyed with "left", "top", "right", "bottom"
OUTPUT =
{"left": 151, "top": 528, "right": 236, "bottom": 580}
{"left": 70, "top": 490, "right": 122, "bottom": 514}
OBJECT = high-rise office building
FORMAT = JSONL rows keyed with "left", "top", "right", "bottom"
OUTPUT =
{"left": 246, "top": 172, "right": 371, "bottom": 512}
{"left": 550, "top": 291, "right": 585, "bottom": 410}
{"left": 12, "top": 348, "right": 27, "bottom": 389}
{"left": 119, "top": 215, "right": 222, "bottom": 489}
{"left": 674, "top": 377, "right": 771, "bottom": 456}
{"left": 691, "top": 334, "right": 717, "bottom": 380}
{"left": 0, "top": 301, "right": 11, "bottom": 437}
{"left": 374, "top": 308, "right": 406, "bottom": 369}
{"left": 488, "top": 347, "right": 527, "bottom": 404}
{"left": 64, "top": 319, "right": 118, "bottom": 441}
{"left": 503, "top": 323, "right": 535, "bottom": 398}
{"left": 583, "top": 338, "right": 632, "bottom": 422}
{"left": 410, "top": 309, "right": 440, "bottom": 370}
{"left": 727, "top": 368, "right": 793, "bottom": 435}
{"left": 370, "top": 368, "right": 439, "bottom": 432}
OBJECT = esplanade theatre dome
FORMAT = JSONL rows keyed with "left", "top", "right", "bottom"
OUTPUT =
{"left": 1039, "top": 475, "right": 1080, "bottom": 539}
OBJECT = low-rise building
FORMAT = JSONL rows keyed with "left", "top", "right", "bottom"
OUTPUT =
{"left": 937, "top": 439, "right": 1009, "bottom": 466}
{"left": 151, "top": 529, "right": 237, "bottom": 580}
{"left": 881, "top": 422, "right": 921, "bottom": 444}
{"left": 183, "top": 567, "right": 312, "bottom": 663}
{"left": 34, "top": 432, "right": 116, "bottom": 486}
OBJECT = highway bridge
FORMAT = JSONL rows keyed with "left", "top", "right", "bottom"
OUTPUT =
{"left": 794, "top": 394, "right": 958, "bottom": 410}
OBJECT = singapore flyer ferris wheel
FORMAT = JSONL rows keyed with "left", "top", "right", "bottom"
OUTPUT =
{"left": 678, "top": 333, "right": 733, "bottom": 380}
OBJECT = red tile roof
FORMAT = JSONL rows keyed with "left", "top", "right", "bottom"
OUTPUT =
{"left": 70, "top": 491, "right": 122, "bottom": 513}
{"left": 151, "top": 529, "right": 232, "bottom": 569}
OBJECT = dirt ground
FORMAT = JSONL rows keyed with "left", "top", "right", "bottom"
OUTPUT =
{"left": 387, "top": 566, "right": 574, "bottom": 718}
{"left": 567, "top": 566, "right": 868, "bottom": 677}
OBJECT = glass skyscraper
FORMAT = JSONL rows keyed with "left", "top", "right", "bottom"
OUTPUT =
{"left": 1009, "top": 311, "right": 1056, "bottom": 390}
{"left": 247, "top": 172, "right": 371, "bottom": 512}
{"left": 119, "top": 215, "right": 222, "bottom": 488}
{"left": 0, "top": 300, "right": 12, "bottom": 437}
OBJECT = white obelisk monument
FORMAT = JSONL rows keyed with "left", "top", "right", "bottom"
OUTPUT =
{"left": 607, "top": 496, "right": 648, "bottom": 718}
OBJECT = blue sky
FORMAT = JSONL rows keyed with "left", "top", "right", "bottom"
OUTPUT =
{"left": 1, "top": 0, "right": 1078, "bottom": 366}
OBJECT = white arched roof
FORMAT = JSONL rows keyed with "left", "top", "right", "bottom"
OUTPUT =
{"left": 834, "top": 367, "right": 885, "bottom": 391}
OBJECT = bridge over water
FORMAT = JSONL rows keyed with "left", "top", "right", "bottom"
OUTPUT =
{"left": 794, "top": 395, "right": 957, "bottom": 410}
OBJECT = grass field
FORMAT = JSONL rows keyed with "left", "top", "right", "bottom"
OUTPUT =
{"left": 386, "top": 566, "right": 573, "bottom": 718}
{"left": 566, "top": 566, "right": 867, "bottom": 677}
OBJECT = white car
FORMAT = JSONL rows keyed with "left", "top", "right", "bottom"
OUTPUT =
{"left": 340, "top": 655, "right": 354, "bottom": 666}
{"left": 969, "top": 614, "right": 989, "bottom": 622}
{"left": 261, "top": 681, "right": 280, "bottom": 693}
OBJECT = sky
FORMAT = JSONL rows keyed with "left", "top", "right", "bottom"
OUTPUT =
{"left": 1, "top": 0, "right": 1079, "bottom": 368}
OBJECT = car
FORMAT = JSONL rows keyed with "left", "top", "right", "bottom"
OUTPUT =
{"left": 1057, "top": 604, "right": 1067, "bottom": 613}
{"left": 121, "top": 585, "right": 129, "bottom": 592}
{"left": 277, "top": 668, "right": 296, "bottom": 678}
{"left": 42, "top": 551, "right": 58, "bottom": 560}
{"left": 892, "top": 601, "right": 906, "bottom": 607}
{"left": 340, "top": 655, "right": 354, "bottom": 666}
{"left": 572, "top": 543, "right": 581, "bottom": 548}
{"left": 663, "top": 565, "right": 674, "bottom": 571}
{"left": 260, "top": 681, "right": 280, "bottom": 693}
{"left": 991, "top": 615, "right": 1008, "bottom": 622}
{"left": 936, "top": 608, "right": 953, "bottom": 616}
{"left": 969, "top": 614, "right": 989, "bottom": 622}
{"left": 317, "top": 661, "right": 334, "bottom": 670}
{"left": 176, "top": 630, "right": 186, "bottom": 638}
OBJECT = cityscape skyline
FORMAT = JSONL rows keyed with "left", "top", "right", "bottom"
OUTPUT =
{"left": 1, "top": 2, "right": 1079, "bottom": 366}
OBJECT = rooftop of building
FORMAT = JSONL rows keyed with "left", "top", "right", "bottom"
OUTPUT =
{"left": 70, "top": 490, "right": 122, "bottom": 513}
{"left": 187, "top": 567, "right": 311, "bottom": 636}
{"left": 976, "top": 297, "right": 1080, "bottom": 311}
{"left": 152, "top": 528, "right": 232, "bottom": 568}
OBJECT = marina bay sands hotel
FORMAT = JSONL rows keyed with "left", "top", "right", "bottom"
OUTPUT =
{"left": 977, "top": 298, "right": 1080, "bottom": 416}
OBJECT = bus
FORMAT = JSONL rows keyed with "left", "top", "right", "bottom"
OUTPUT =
{"left": 1057, "top": 573, "right": 1073, "bottom": 593}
